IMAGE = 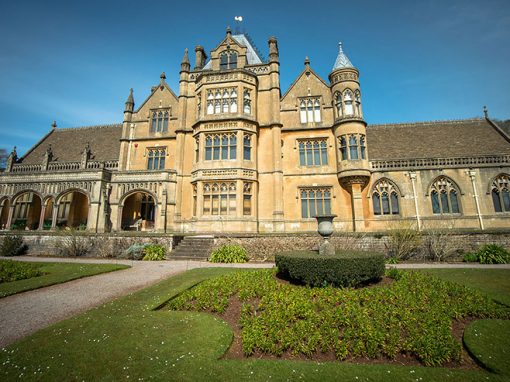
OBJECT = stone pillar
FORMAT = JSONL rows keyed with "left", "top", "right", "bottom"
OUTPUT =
{"left": 51, "top": 204, "right": 58, "bottom": 230}
{"left": 343, "top": 177, "right": 368, "bottom": 232}
{"left": 38, "top": 203, "right": 46, "bottom": 230}
{"left": 6, "top": 205, "right": 15, "bottom": 230}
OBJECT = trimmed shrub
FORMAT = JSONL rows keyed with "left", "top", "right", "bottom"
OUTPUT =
{"left": 0, "top": 235, "right": 27, "bottom": 257}
{"left": 209, "top": 245, "right": 249, "bottom": 263}
{"left": 0, "top": 260, "right": 42, "bottom": 283}
{"left": 142, "top": 244, "right": 166, "bottom": 261}
{"left": 275, "top": 250, "right": 385, "bottom": 287}
{"left": 476, "top": 244, "right": 509, "bottom": 264}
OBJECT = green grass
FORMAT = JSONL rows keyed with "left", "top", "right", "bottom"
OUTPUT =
{"left": 0, "top": 260, "right": 43, "bottom": 283}
{"left": 0, "top": 261, "right": 130, "bottom": 297}
{"left": 419, "top": 269, "right": 510, "bottom": 307}
{"left": 0, "top": 268, "right": 509, "bottom": 381}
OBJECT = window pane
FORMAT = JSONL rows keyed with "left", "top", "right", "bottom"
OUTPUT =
{"left": 450, "top": 191, "right": 459, "bottom": 213}
{"left": 243, "top": 195, "right": 251, "bottom": 215}
{"left": 432, "top": 191, "right": 440, "bottom": 214}
{"left": 320, "top": 142, "right": 328, "bottom": 165}
{"left": 221, "top": 145, "right": 228, "bottom": 160}
{"left": 492, "top": 190, "right": 502, "bottom": 212}
{"left": 230, "top": 135, "right": 236, "bottom": 159}
{"left": 229, "top": 197, "right": 236, "bottom": 215}
{"left": 324, "top": 191, "right": 331, "bottom": 215}
{"left": 350, "top": 145, "right": 358, "bottom": 160}
{"left": 440, "top": 191, "right": 450, "bottom": 213}
{"left": 244, "top": 146, "right": 251, "bottom": 161}
{"left": 231, "top": 99, "right": 237, "bottom": 113}
{"left": 220, "top": 195, "right": 227, "bottom": 215}
{"left": 373, "top": 193, "right": 381, "bottom": 215}
{"left": 301, "top": 191, "right": 308, "bottom": 218}
{"left": 299, "top": 143, "right": 305, "bottom": 166}
{"left": 147, "top": 157, "right": 153, "bottom": 170}
{"left": 230, "top": 52, "right": 237, "bottom": 69}
{"left": 212, "top": 195, "right": 219, "bottom": 214}
{"left": 313, "top": 143, "right": 320, "bottom": 165}
{"left": 314, "top": 102, "right": 321, "bottom": 122}
{"left": 203, "top": 195, "right": 211, "bottom": 214}
{"left": 205, "top": 147, "right": 212, "bottom": 160}
{"left": 163, "top": 115, "right": 168, "bottom": 132}
{"left": 382, "top": 193, "right": 390, "bottom": 215}
{"left": 390, "top": 192, "right": 399, "bottom": 215}
{"left": 316, "top": 192, "right": 324, "bottom": 216}
{"left": 220, "top": 53, "right": 228, "bottom": 70}
{"left": 307, "top": 103, "right": 314, "bottom": 122}
{"left": 300, "top": 107, "right": 307, "bottom": 123}
{"left": 345, "top": 101, "right": 353, "bottom": 115}
{"left": 309, "top": 192, "right": 316, "bottom": 218}
{"left": 306, "top": 145, "right": 313, "bottom": 166}
{"left": 503, "top": 189, "right": 510, "bottom": 212}
{"left": 159, "top": 156, "right": 165, "bottom": 170}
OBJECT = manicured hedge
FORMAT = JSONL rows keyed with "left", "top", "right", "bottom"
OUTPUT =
{"left": 275, "top": 250, "right": 385, "bottom": 287}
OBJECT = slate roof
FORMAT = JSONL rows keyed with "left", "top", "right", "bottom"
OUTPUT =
{"left": 20, "top": 124, "right": 122, "bottom": 165}
{"left": 332, "top": 42, "right": 354, "bottom": 70}
{"left": 366, "top": 118, "right": 510, "bottom": 161}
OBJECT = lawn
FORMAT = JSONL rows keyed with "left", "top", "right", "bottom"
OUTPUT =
{"left": 0, "top": 260, "right": 130, "bottom": 297}
{"left": 0, "top": 267, "right": 509, "bottom": 381}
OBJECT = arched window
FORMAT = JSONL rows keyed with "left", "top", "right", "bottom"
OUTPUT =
{"left": 299, "top": 100, "right": 306, "bottom": 123}
{"left": 204, "top": 133, "right": 236, "bottom": 161}
{"left": 150, "top": 111, "right": 169, "bottom": 133}
{"left": 372, "top": 179, "right": 400, "bottom": 215}
{"left": 334, "top": 92, "right": 342, "bottom": 118}
{"left": 203, "top": 182, "right": 236, "bottom": 215}
{"left": 430, "top": 177, "right": 461, "bottom": 214}
{"left": 147, "top": 148, "right": 166, "bottom": 170}
{"left": 219, "top": 51, "right": 237, "bottom": 70}
{"left": 349, "top": 135, "right": 358, "bottom": 160}
{"left": 344, "top": 90, "right": 354, "bottom": 115}
{"left": 299, "top": 97, "right": 321, "bottom": 123}
{"left": 491, "top": 174, "right": 510, "bottom": 212}
{"left": 313, "top": 99, "right": 321, "bottom": 122}
{"left": 355, "top": 90, "right": 361, "bottom": 116}
{"left": 206, "top": 91, "right": 214, "bottom": 114}
{"left": 243, "top": 90, "right": 251, "bottom": 114}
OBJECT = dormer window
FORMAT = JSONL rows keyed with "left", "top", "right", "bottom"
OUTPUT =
{"left": 150, "top": 111, "right": 169, "bottom": 133}
{"left": 220, "top": 51, "right": 238, "bottom": 70}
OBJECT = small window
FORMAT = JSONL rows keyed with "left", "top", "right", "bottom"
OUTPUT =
{"left": 300, "top": 188, "right": 332, "bottom": 218}
{"left": 299, "top": 97, "right": 321, "bottom": 123}
{"left": 243, "top": 182, "right": 252, "bottom": 215}
{"left": 298, "top": 139, "right": 328, "bottom": 166}
{"left": 150, "top": 111, "right": 169, "bottom": 133}
{"left": 219, "top": 51, "right": 238, "bottom": 70}
{"left": 349, "top": 135, "right": 358, "bottom": 160}
{"left": 147, "top": 148, "right": 166, "bottom": 170}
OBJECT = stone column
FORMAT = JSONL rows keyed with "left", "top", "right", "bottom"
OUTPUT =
{"left": 343, "top": 177, "right": 368, "bottom": 232}
{"left": 38, "top": 203, "right": 47, "bottom": 230}
{"left": 51, "top": 204, "right": 58, "bottom": 230}
{"left": 6, "top": 205, "right": 15, "bottom": 230}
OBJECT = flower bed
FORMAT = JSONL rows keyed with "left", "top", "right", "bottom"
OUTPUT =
{"left": 167, "top": 269, "right": 510, "bottom": 366}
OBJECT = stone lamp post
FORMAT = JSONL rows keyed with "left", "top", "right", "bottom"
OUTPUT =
{"left": 315, "top": 214, "right": 337, "bottom": 256}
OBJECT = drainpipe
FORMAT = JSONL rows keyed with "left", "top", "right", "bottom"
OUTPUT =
{"left": 409, "top": 172, "right": 422, "bottom": 231}
{"left": 126, "top": 124, "right": 134, "bottom": 171}
{"left": 468, "top": 170, "right": 484, "bottom": 230}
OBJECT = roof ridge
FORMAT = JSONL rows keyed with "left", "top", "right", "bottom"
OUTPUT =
{"left": 57, "top": 123, "right": 122, "bottom": 131}
{"left": 368, "top": 117, "right": 484, "bottom": 128}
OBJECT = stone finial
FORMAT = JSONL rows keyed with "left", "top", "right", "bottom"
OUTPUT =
{"left": 11, "top": 146, "right": 17, "bottom": 157}
{"left": 160, "top": 72, "right": 166, "bottom": 81}
{"left": 5, "top": 146, "right": 18, "bottom": 172}
{"left": 51, "top": 120, "right": 57, "bottom": 130}
{"left": 46, "top": 144, "right": 53, "bottom": 156}
{"left": 42, "top": 144, "right": 53, "bottom": 170}
{"left": 226, "top": 26, "right": 232, "bottom": 37}
{"left": 483, "top": 105, "right": 488, "bottom": 119}
{"left": 181, "top": 48, "right": 190, "bottom": 72}
{"left": 304, "top": 56, "right": 310, "bottom": 67}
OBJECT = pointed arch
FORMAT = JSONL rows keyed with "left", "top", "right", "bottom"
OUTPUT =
{"left": 11, "top": 190, "right": 43, "bottom": 230}
{"left": 120, "top": 190, "right": 157, "bottom": 231}
{"left": 56, "top": 189, "right": 90, "bottom": 229}
{"left": 371, "top": 178, "right": 401, "bottom": 216}
{"left": 428, "top": 176, "right": 462, "bottom": 214}
{"left": 489, "top": 173, "right": 510, "bottom": 213}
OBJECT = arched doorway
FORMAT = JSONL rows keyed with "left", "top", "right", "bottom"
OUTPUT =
{"left": 0, "top": 198, "right": 10, "bottom": 230}
{"left": 121, "top": 192, "right": 155, "bottom": 231}
{"left": 57, "top": 191, "right": 89, "bottom": 229}
{"left": 12, "top": 192, "right": 42, "bottom": 230}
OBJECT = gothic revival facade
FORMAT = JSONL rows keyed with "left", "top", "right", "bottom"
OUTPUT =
{"left": 1, "top": 28, "right": 509, "bottom": 233}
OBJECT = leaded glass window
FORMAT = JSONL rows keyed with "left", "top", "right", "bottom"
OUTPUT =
{"left": 298, "top": 139, "right": 328, "bottom": 166}
{"left": 430, "top": 177, "right": 461, "bottom": 214}
{"left": 147, "top": 148, "right": 166, "bottom": 170}
{"left": 202, "top": 182, "right": 236, "bottom": 216}
{"left": 299, "top": 97, "right": 321, "bottom": 123}
{"left": 300, "top": 188, "right": 332, "bottom": 218}
{"left": 491, "top": 174, "right": 510, "bottom": 212}
{"left": 150, "top": 111, "right": 169, "bottom": 133}
{"left": 372, "top": 179, "right": 400, "bottom": 215}
{"left": 204, "top": 133, "right": 236, "bottom": 161}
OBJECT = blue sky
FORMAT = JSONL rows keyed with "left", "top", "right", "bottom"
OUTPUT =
{"left": 1, "top": 0, "right": 509, "bottom": 154}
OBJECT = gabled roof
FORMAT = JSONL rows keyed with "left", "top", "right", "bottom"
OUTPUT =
{"left": 366, "top": 118, "right": 510, "bottom": 161}
{"left": 203, "top": 33, "right": 264, "bottom": 69}
{"left": 20, "top": 124, "right": 122, "bottom": 165}
{"left": 134, "top": 76, "right": 179, "bottom": 113}
{"left": 281, "top": 64, "right": 329, "bottom": 101}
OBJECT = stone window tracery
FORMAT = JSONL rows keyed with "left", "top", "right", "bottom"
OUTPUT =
{"left": 220, "top": 51, "right": 238, "bottom": 70}
{"left": 430, "top": 177, "right": 461, "bottom": 214}
{"left": 300, "top": 187, "right": 332, "bottom": 218}
{"left": 204, "top": 133, "right": 237, "bottom": 161}
{"left": 150, "top": 111, "right": 169, "bottom": 133}
{"left": 299, "top": 97, "right": 321, "bottom": 123}
{"left": 491, "top": 174, "right": 510, "bottom": 213}
{"left": 372, "top": 179, "right": 400, "bottom": 215}
{"left": 338, "top": 134, "right": 366, "bottom": 160}
{"left": 202, "top": 182, "right": 236, "bottom": 216}
{"left": 343, "top": 89, "right": 354, "bottom": 115}
{"left": 298, "top": 139, "right": 328, "bottom": 166}
{"left": 206, "top": 88, "right": 237, "bottom": 115}
{"left": 147, "top": 148, "right": 166, "bottom": 170}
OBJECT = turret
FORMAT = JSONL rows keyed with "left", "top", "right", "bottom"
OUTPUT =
{"left": 180, "top": 48, "right": 190, "bottom": 73}
{"left": 329, "top": 42, "right": 369, "bottom": 181}
{"left": 329, "top": 42, "right": 369, "bottom": 232}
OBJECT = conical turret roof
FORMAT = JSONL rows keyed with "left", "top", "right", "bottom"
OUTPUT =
{"left": 332, "top": 42, "right": 354, "bottom": 70}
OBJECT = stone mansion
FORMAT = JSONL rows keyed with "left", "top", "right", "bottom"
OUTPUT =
{"left": 1, "top": 28, "right": 509, "bottom": 234}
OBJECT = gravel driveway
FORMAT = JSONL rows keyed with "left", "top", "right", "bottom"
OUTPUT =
{"left": 0, "top": 256, "right": 272, "bottom": 348}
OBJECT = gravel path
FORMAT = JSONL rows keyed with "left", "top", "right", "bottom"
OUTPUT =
{"left": 0, "top": 256, "right": 507, "bottom": 348}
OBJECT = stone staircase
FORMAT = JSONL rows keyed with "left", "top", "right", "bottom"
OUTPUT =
{"left": 170, "top": 235, "right": 214, "bottom": 261}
